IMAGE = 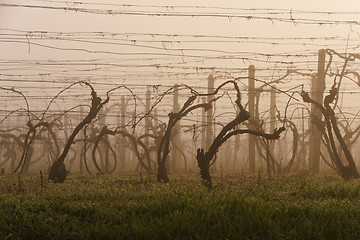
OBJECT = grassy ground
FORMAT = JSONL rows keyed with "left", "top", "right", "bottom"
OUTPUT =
{"left": 1, "top": 173, "right": 360, "bottom": 239}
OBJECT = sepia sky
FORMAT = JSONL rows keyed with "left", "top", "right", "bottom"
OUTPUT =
{"left": 1, "top": 0, "right": 360, "bottom": 59}
{"left": 0, "top": 0, "right": 360, "bottom": 116}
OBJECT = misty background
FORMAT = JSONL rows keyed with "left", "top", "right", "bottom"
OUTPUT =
{"left": 1, "top": 0, "right": 360, "bottom": 174}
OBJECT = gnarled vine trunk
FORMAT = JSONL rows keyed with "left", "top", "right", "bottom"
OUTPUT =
{"left": 49, "top": 83, "right": 109, "bottom": 183}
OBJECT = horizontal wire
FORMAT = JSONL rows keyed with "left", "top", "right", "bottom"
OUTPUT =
{"left": 2, "top": 3, "right": 360, "bottom": 26}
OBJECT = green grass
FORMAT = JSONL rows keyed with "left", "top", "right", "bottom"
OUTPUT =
{"left": 1, "top": 173, "right": 360, "bottom": 239}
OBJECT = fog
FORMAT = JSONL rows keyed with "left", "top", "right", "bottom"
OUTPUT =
{"left": 0, "top": 0, "right": 360, "bottom": 177}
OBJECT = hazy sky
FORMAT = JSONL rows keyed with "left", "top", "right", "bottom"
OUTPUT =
{"left": 1, "top": 0, "right": 360, "bottom": 59}
{"left": 0, "top": 0, "right": 359, "bottom": 115}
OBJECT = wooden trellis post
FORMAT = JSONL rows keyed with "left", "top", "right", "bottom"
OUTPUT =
{"left": 171, "top": 84, "right": 179, "bottom": 172}
{"left": 207, "top": 75, "right": 215, "bottom": 172}
{"left": 206, "top": 75, "right": 214, "bottom": 151}
{"left": 99, "top": 107, "right": 109, "bottom": 173}
{"left": 248, "top": 65, "right": 256, "bottom": 173}
{"left": 309, "top": 49, "right": 325, "bottom": 174}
